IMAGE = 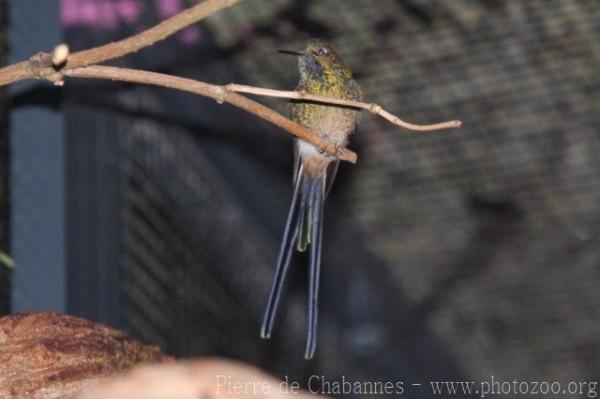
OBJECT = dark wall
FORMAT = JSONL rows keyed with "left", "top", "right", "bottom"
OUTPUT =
{"left": 0, "top": 0, "right": 10, "bottom": 316}
{"left": 9, "top": 0, "right": 66, "bottom": 313}
{"left": 9, "top": 0, "right": 600, "bottom": 397}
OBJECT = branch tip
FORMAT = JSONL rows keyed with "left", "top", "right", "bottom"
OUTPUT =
{"left": 224, "top": 84, "right": 461, "bottom": 134}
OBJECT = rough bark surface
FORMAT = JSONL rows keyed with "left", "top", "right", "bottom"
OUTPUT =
{"left": 0, "top": 312, "right": 173, "bottom": 399}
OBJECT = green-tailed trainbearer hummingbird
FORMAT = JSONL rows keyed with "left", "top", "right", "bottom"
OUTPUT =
{"left": 260, "top": 40, "right": 362, "bottom": 360}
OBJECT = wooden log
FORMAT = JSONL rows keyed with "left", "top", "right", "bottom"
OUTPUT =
{"left": 0, "top": 312, "right": 173, "bottom": 398}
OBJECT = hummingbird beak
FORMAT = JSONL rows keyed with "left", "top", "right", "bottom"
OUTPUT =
{"left": 277, "top": 49, "right": 304, "bottom": 56}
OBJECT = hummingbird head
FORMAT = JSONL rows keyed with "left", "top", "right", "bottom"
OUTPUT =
{"left": 279, "top": 40, "right": 353, "bottom": 87}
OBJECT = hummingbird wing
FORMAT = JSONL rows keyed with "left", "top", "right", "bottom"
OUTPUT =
{"left": 325, "top": 159, "right": 339, "bottom": 197}
{"left": 293, "top": 140, "right": 300, "bottom": 184}
{"left": 296, "top": 154, "right": 337, "bottom": 251}
{"left": 293, "top": 140, "right": 310, "bottom": 252}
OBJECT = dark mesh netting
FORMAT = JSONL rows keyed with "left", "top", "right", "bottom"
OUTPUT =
{"left": 59, "top": 0, "right": 600, "bottom": 395}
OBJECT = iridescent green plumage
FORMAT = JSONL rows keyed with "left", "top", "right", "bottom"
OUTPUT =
{"left": 261, "top": 40, "right": 362, "bottom": 360}
{"left": 290, "top": 40, "right": 361, "bottom": 253}
{"left": 290, "top": 40, "right": 362, "bottom": 151}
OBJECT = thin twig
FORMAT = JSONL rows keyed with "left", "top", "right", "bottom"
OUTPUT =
{"left": 64, "top": 66, "right": 358, "bottom": 163}
{"left": 225, "top": 84, "right": 462, "bottom": 132}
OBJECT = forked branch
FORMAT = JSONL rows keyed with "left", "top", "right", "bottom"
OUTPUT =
{"left": 0, "top": 0, "right": 462, "bottom": 164}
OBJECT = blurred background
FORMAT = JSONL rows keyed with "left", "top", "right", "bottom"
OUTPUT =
{"left": 2, "top": 0, "right": 599, "bottom": 396}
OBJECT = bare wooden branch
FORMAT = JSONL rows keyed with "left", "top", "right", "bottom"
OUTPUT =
{"left": 0, "top": 0, "right": 360, "bottom": 162}
{"left": 64, "top": 66, "right": 358, "bottom": 163}
{"left": 0, "top": 0, "right": 461, "bottom": 164}
{"left": 225, "top": 84, "right": 462, "bottom": 132}
{"left": 0, "top": 0, "right": 243, "bottom": 86}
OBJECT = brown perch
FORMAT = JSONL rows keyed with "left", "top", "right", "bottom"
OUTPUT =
{"left": 0, "top": 312, "right": 322, "bottom": 398}
{"left": 0, "top": 312, "right": 173, "bottom": 398}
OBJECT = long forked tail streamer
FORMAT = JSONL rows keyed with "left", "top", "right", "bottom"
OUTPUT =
{"left": 260, "top": 166, "right": 306, "bottom": 339}
{"left": 305, "top": 176, "right": 325, "bottom": 360}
